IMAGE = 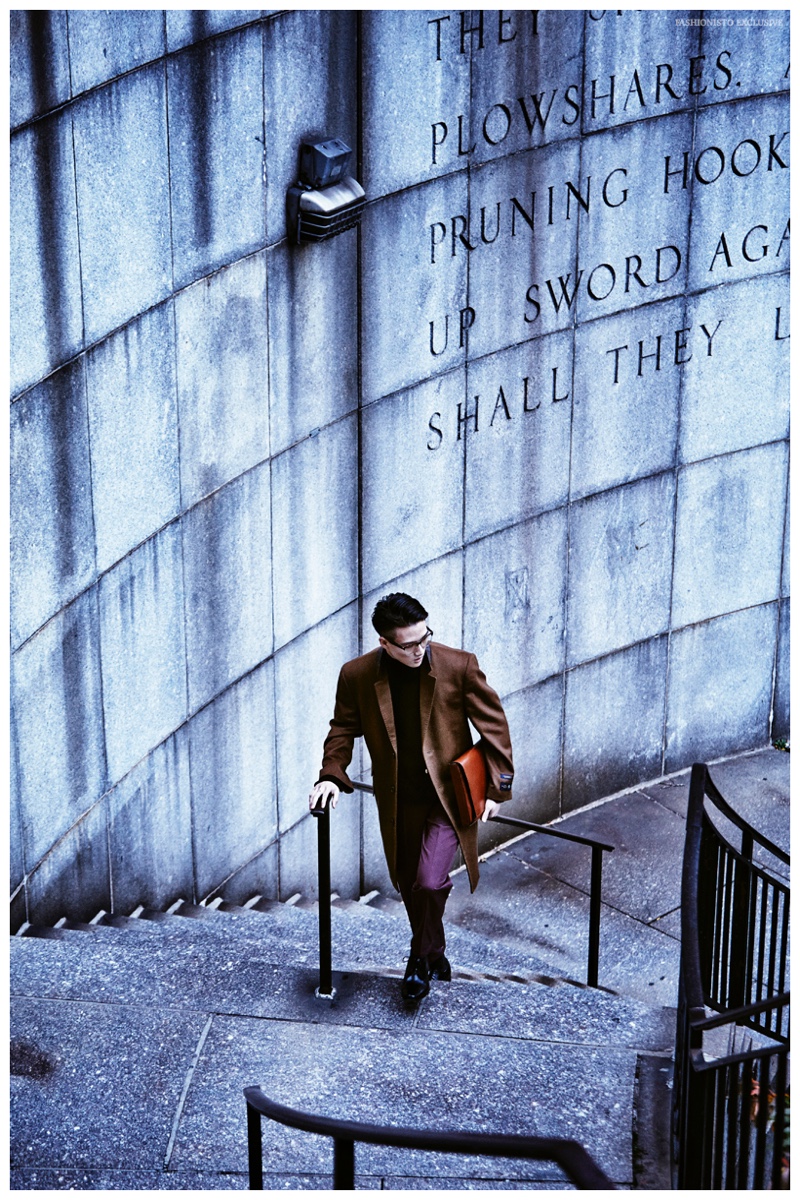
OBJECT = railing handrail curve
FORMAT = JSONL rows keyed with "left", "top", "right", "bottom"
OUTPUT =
{"left": 244, "top": 1087, "right": 615, "bottom": 1189}
{"left": 680, "top": 764, "right": 709, "bottom": 1012}
{"left": 701, "top": 768, "right": 790, "bottom": 865}
{"left": 681, "top": 762, "right": 791, "bottom": 1019}
{"left": 689, "top": 1035, "right": 791, "bottom": 1075}
{"left": 690, "top": 988, "right": 790, "bottom": 1033}
{"left": 693, "top": 804, "right": 790, "bottom": 893}
{"left": 486, "top": 811, "right": 614, "bottom": 852}
{"left": 345, "top": 779, "right": 615, "bottom": 852}
{"left": 315, "top": 781, "right": 614, "bottom": 989}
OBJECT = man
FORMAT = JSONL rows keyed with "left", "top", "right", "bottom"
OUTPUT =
{"left": 308, "top": 592, "right": 514, "bottom": 1003}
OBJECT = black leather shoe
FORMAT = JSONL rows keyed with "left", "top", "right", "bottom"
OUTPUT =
{"left": 429, "top": 953, "right": 452, "bottom": 982}
{"left": 401, "top": 954, "right": 430, "bottom": 1002}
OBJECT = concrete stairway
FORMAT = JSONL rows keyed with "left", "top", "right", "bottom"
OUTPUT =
{"left": 12, "top": 749, "right": 787, "bottom": 1190}
{"left": 11, "top": 889, "right": 674, "bottom": 1189}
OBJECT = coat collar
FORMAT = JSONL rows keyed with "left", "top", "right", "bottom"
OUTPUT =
{"left": 374, "top": 643, "right": 435, "bottom": 678}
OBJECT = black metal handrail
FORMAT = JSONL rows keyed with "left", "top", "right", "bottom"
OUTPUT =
{"left": 312, "top": 782, "right": 613, "bottom": 992}
{"left": 682, "top": 764, "right": 790, "bottom": 1026}
{"left": 673, "top": 762, "right": 790, "bottom": 1190}
{"left": 689, "top": 989, "right": 790, "bottom": 1040}
{"left": 244, "top": 1087, "right": 615, "bottom": 1189}
{"left": 700, "top": 786, "right": 789, "bottom": 865}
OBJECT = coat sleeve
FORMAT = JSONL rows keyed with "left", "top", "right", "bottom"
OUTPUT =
{"left": 463, "top": 653, "right": 514, "bottom": 803}
{"left": 318, "top": 666, "right": 363, "bottom": 793}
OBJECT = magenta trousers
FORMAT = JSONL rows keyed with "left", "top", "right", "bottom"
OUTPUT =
{"left": 396, "top": 802, "right": 460, "bottom": 960}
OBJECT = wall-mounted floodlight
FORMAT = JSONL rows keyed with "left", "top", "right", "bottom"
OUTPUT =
{"left": 286, "top": 137, "right": 365, "bottom": 244}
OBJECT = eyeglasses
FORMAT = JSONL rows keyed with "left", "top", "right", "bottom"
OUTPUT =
{"left": 384, "top": 627, "right": 433, "bottom": 653}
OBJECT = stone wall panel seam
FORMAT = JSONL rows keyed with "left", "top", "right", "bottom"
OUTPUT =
{"left": 82, "top": 376, "right": 110, "bottom": 803}
{"left": 12, "top": 445, "right": 288, "bottom": 653}
{"left": 162, "top": 63, "right": 178, "bottom": 306}
{"left": 778, "top": 457, "right": 791, "bottom": 598}
{"left": 269, "top": 408, "right": 359, "bottom": 464}
{"left": 68, "top": 106, "right": 88, "bottom": 363}
{"left": 670, "top": 597, "right": 782, "bottom": 638}
{"left": 767, "top": 607, "right": 781, "bottom": 739}
{"left": 771, "top": 596, "right": 790, "bottom": 740}
{"left": 661, "top": 283, "right": 693, "bottom": 770}
{"left": 674, "top": 435, "right": 789, "bottom": 476}
{"left": 185, "top": 713, "right": 200, "bottom": 906}
{"left": 104, "top": 791, "right": 114, "bottom": 914}
{"left": 12, "top": 14, "right": 275, "bottom": 136}
{"left": 11, "top": 242, "right": 280, "bottom": 405}
{"left": 499, "top": 669, "right": 573, "bottom": 709}
{"left": 19, "top": 788, "right": 111, "bottom": 887}
{"left": 561, "top": 631, "right": 669, "bottom": 678}
{"left": 264, "top": 96, "right": 279, "bottom": 826}
{"left": 684, "top": 265, "right": 790, "bottom": 302}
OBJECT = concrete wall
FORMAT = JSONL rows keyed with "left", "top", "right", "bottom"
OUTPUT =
{"left": 10, "top": 9, "right": 790, "bottom": 926}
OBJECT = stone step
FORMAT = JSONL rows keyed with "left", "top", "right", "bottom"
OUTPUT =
{"left": 443, "top": 846, "right": 683, "bottom": 1009}
{"left": 10, "top": 934, "right": 674, "bottom": 1053}
{"left": 331, "top": 896, "right": 369, "bottom": 913}
{"left": 14, "top": 923, "right": 579, "bottom": 994}
{"left": 15, "top": 924, "right": 64, "bottom": 940}
{"left": 16, "top": 895, "right": 572, "bottom": 984}
{"left": 365, "top": 892, "right": 406, "bottom": 916}
{"left": 218, "top": 896, "right": 283, "bottom": 914}
{"left": 15, "top": 877, "right": 660, "bottom": 1002}
{"left": 17, "top": 874, "right": 675, "bottom": 1006}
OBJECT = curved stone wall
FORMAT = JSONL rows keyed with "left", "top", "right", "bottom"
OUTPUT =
{"left": 10, "top": 10, "right": 790, "bottom": 927}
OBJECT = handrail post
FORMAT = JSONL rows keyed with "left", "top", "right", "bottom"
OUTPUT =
{"left": 729, "top": 827, "right": 753, "bottom": 1009}
{"left": 587, "top": 844, "right": 603, "bottom": 989}
{"left": 312, "top": 802, "right": 335, "bottom": 999}
{"left": 487, "top": 813, "right": 612, "bottom": 988}
{"left": 333, "top": 1137, "right": 355, "bottom": 1189}
{"left": 246, "top": 1101, "right": 263, "bottom": 1190}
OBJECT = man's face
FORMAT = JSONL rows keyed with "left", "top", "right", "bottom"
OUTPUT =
{"left": 379, "top": 620, "right": 430, "bottom": 668}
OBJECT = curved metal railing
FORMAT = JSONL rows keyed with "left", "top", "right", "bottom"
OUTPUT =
{"left": 312, "top": 780, "right": 613, "bottom": 993}
{"left": 244, "top": 1087, "right": 616, "bottom": 1189}
{"left": 673, "top": 762, "right": 790, "bottom": 1189}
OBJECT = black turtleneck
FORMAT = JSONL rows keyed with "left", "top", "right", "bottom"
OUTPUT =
{"left": 385, "top": 653, "right": 439, "bottom": 807}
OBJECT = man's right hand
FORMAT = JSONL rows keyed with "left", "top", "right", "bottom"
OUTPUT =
{"left": 308, "top": 780, "right": 340, "bottom": 813}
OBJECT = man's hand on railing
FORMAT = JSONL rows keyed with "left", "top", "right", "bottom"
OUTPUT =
{"left": 309, "top": 780, "right": 340, "bottom": 813}
{"left": 481, "top": 798, "right": 502, "bottom": 822}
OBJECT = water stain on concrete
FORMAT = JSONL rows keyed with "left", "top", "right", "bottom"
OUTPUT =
{"left": 10, "top": 1038, "right": 58, "bottom": 1081}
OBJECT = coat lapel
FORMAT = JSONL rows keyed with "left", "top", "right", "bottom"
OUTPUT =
{"left": 374, "top": 652, "right": 397, "bottom": 753}
{"left": 420, "top": 648, "right": 436, "bottom": 750}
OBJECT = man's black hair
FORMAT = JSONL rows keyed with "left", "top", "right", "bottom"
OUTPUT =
{"left": 371, "top": 593, "right": 428, "bottom": 636}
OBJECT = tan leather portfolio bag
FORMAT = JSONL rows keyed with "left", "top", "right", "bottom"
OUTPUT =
{"left": 450, "top": 743, "right": 487, "bottom": 826}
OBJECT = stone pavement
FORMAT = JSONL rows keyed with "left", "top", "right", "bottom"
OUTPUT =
{"left": 9, "top": 747, "right": 789, "bottom": 1190}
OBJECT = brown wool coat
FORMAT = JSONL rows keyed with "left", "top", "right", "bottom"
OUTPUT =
{"left": 320, "top": 641, "right": 514, "bottom": 892}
